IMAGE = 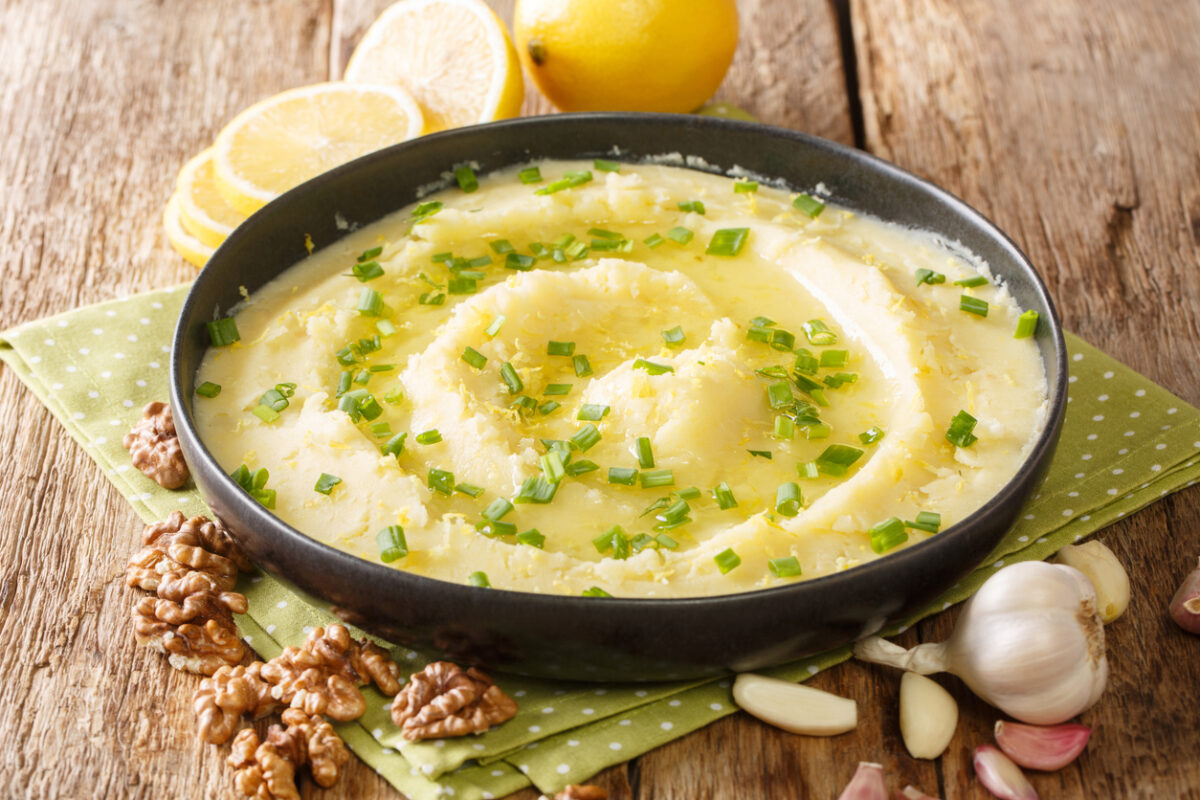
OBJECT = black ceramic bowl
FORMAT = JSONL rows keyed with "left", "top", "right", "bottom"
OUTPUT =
{"left": 171, "top": 113, "right": 1067, "bottom": 682}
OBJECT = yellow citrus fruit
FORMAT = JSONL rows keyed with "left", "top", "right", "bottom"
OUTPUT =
{"left": 513, "top": 0, "right": 739, "bottom": 113}
{"left": 212, "top": 82, "right": 425, "bottom": 216}
{"left": 163, "top": 193, "right": 215, "bottom": 268}
{"left": 344, "top": 0, "right": 524, "bottom": 133}
{"left": 175, "top": 148, "right": 245, "bottom": 248}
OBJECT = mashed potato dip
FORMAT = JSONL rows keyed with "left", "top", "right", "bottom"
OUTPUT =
{"left": 194, "top": 160, "right": 1048, "bottom": 598}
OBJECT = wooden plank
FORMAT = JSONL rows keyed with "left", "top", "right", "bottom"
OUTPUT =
{"left": 852, "top": 1, "right": 1200, "bottom": 797}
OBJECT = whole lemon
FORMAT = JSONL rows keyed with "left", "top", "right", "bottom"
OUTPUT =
{"left": 513, "top": 0, "right": 739, "bottom": 113}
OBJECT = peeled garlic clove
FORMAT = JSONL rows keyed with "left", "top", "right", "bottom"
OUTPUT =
{"left": 898, "top": 786, "right": 941, "bottom": 800}
{"left": 732, "top": 673, "right": 857, "bottom": 735}
{"left": 899, "top": 672, "right": 958, "bottom": 759}
{"left": 1169, "top": 557, "right": 1200, "bottom": 635}
{"left": 1052, "top": 541, "right": 1130, "bottom": 623}
{"left": 837, "top": 762, "right": 887, "bottom": 800}
{"left": 994, "top": 720, "right": 1091, "bottom": 771}
{"left": 974, "top": 744, "right": 1038, "bottom": 800}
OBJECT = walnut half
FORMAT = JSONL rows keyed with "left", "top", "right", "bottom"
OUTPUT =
{"left": 127, "top": 510, "right": 251, "bottom": 594}
{"left": 132, "top": 569, "right": 246, "bottom": 676}
{"left": 123, "top": 401, "right": 189, "bottom": 488}
{"left": 227, "top": 709, "right": 350, "bottom": 800}
{"left": 390, "top": 661, "right": 518, "bottom": 741}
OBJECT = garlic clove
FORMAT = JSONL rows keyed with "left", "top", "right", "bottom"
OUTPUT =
{"left": 732, "top": 673, "right": 857, "bottom": 736}
{"left": 1169, "top": 557, "right": 1200, "bottom": 635}
{"left": 1052, "top": 541, "right": 1130, "bottom": 623}
{"left": 837, "top": 762, "right": 888, "bottom": 800}
{"left": 899, "top": 672, "right": 958, "bottom": 759}
{"left": 994, "top": 720, "right": 1091, "bottom": 771}
{"left": 974, "top": 744, "right": 1038, "bottom": 800}
{"left": 898, "top": 786, "right": 941, "bottom": 800}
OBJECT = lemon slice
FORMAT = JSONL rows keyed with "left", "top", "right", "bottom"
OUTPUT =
{"left": 344, "top": 0, "right": 523, "bottom": 132}
{"left": 164, "top": 193, "right": 215, "bottom": 268}
{"left": 176, "top": 149, "right": 245, "bottom": 248}
{"left": 212, "top": 82, "right": 425, "bottom": 215}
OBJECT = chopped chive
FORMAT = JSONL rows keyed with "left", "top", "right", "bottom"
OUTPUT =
{"left": 465, "top": 255, "right": 493, "bottom": 268}
{"left": 468, "top": 571, "right": 491, "bottom": 588}
{"left": 630, "top": 533, "right": 657, "bottom": 552}
{"left": 960, "top": 296, "right": 989, "bottom": 317}
{"left": 352, "top": 369, "right": 371, "bottom": 386}
{"left": 356, "top": 288, "right": 384, "bottom": 316}
{"left": 712, "top": 481, "right": 738, "bottom": 509}
{"left": 802, "top": 319, "right": 837, "bottom": 345}
{"left": 792, "top": 193, "right": 825, "bottom": 218}
{"left": 633, "top": 358, "right": 674, "bottom": 375}
{"left": 518, "top": 166, "right": 542, "bottom": 184}
{"left": 569, "top": 423, "right": 601, "bottom": 452}
{"left": 447, "top": 276, "right": 477, "bottom": 294}
{"left": 774, "top": 415, "right": 796, "bottom": 440}
{"left": 370, "top": 421, "right": 392, "bottom": 438}
{"left": 588, "top": 227, "right": 622, "bottom": 240}
{"left": 419, "top": 291, "right": 446, "bottom": 305}
{"left": 797, "top": 461, "right": 819, "bottom": 479}
{"left": 427, "top": 467, "right": 455, "bottom": 495}
{"left": 516, "top": 529, "right": 546, "bottom": 548}
{"left": 564, "top": 241, "right": 589, "bottom": 260}
{"left": 500, "top": 362, "right": 523, "bottom": 395}
{"left": 1014, "top": 310, "right": 1039, "bottom": 339}
{"left": 644, "top": 233, "right": 665, "bottom": 248}
{"left": 714, "top": 548, "right": 741, "bottom": 574}
{"left": 548, "top": 340, "right": 576, "bottom": 356}
{"left": 376, "top": 525, "right": 408, "bottom": 562}
{"left": 589, "top": 237, "right": 628, "bottom": 252}
{"left": 706, "top": 228, "right": 750, "bottom": 256}
{"left": 577, "top": 403, "right": 610, "bottom": 421}
{"left": 640, "top": 469, "right": 674, "bottom": 488}
{"left": 380, "top": 432, "right": 407, "bottom": 457}
{"left": 769, "top": 329, "right": 795, "bottom": 351}
{"left": 431, "top": 252, "right": 454, "bottom": 264}
{"left": 485, "top": 315, "right": 506, "bottom": 337}
{"left": 544, "top": 383, "right": 572, "bottom": 396}
{"left": 869, "top": 517, "right": 909, "bottom": 554}
{"left": 819, "top": 350, "right": 849, "bottom": 368}
{"left": 748, "top": 449, "right": 772, "bottom": 459}
{"left": 859, "top": 426, "right": 885, "bottom": 445}
{"left": 490, "top": 239, "right": 515, "bottom": 254}
{"left": 656, "top": 498, "right": 690, "bottom": 525}
{"left": 564, "top": 459, "right": 599, "bottom": 476}
{"left": 541, "top": 451, "right": 566, "bottom": 484}
{"left": 594, "top": 158, "right": 621, "bottom": 172}
{"left": 906, "top": 511, "right": 943, "bottom": 533}
{"left": 639, "top": 496, "right": 672, "bottom": 519}
{"left": 794, "top": 350, "right": 819, "bottom": 375}
{"left": 477, "top": 520, "right": 517, "bottom": 537}
{"left": 455, "top": 482, "right": 485, "bottom": 498}
{"left": 769, "top": 556, "right": 802, "bottom": 578}
{"left": 196, "top": 381, "right": 222, "bottom": 398}
{"left": 916, "top": 268, "right": 947, "bottom": 286}
{"left": 482, "top": 498, "right": 514, "bottom": 522}
{"left": 352, "top": 260, "right": 384, "bottom": 282}
{"left": 358, "top": 393, "right": 383, "bottom": 421}
{"left": 535, "top": 170, "right": 593, "bottom": 195}
{"left": 767, "top": 381, "right": 794, "bottom": 410}
{"left": 384, "top": 386, "right": 404, "bottom": 405}
{"left": 582, "top": 586, "right": 612, "bottom": 598}
{"left": 676, "top": 486, "right": 702, "bottom": 500}
{"left": 573, "top": 355, "right": 593, "bottom": 377}
{"left": 775, "top": 482, "right": 802, "bottom": 516}
{"left": 368, "top": 364, "right": 395, "bottom": 373}
{"left": 454, "top": 165, "right": 478, "bottom": 193}
{"left": 946, "top": 410, "right": 979, "bottom": 448}
{"left": 359, "top": 246, "right": 383, "bottom": 262}
{"left": 376, "top": 319, "right": 397, "bottom": 339}
{"left": 538, "top": 400, "right": 561, "bottom": 415}
{"left": 506, "top": 253, "right": 535, "bottom": 271}
{"left": 411, "top": 200, "right": 443, "bottom": 222}
{"left": 655, "top": 534, "right": 679, "bottom": 550}
{"left": 734, "top": 180, "right": 759, "bottom": 193}
{"left": 335, "top": 346, "right": 357, "bottom": 366}
{"left": 461, "top": 346, "right": 487, "bottom": 369}
{"left": 678, "top": 200, "right": 706, "bottom": 214}
{"left": 815, "top": 444, "right": 864, "bottom": 476}
{"left": 633, "top": 436, "right": 655, "bottom": 468}
{"left": 553, "top": 233, "right": 576, "bottom": 248}
{"left": 510, "top": 395, "right": 537, "bottom": 414}
{"left": 608, "top": 467, "right": 638, "bottom": 485}
{"left": 543, "top": 439, "right": 571, "bottom": 462}
{"left": 801, "top": 422, "right": 831, "bottom": 439}
{"left": 314, "top": 473, "right": 341, "bottom": 495}
{"left": 666, "top": 226, "right": 694, "bottom": 245}
{"left": 251, "top": 405, "right": 280, "bottom": 423}
{"left": 206, "top": 318, "right": 240, "bottom": 347}
{"left": 415, "top": 429, "right": 442, "bottom": 445}
{"left": 954, "top": 275, "right": 988, "bottom": 288}
{"left": 527, "top": 242, "right": 550, "bottom": 259}
{"left": 661, "top": 325, "right": 685, "bottom": 345}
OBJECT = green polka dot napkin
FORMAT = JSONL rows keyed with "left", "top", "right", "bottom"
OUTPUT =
{"left": 2, "top": 285, "right": 1198, "bottom": 800}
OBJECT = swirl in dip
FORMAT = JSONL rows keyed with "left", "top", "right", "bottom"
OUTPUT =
{"left": 194, "top": 159, "right": 1048, "bottom": 598}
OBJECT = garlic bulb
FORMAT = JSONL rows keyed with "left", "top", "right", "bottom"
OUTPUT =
{"left": 853, "top": 561, "right": 1108, "bottom": 725}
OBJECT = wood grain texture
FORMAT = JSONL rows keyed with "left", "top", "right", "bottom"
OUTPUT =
{"left": 1, "top": 0, "right": 1197, "bottom": 797}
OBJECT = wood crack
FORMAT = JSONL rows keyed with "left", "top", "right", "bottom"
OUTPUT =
{"left": 830, "top": 0, "right": 866, "bottom": 149}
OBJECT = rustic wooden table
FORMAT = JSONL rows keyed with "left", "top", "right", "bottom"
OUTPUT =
{"left": 2, "top": 1, "right": 1198, "bottom": 797}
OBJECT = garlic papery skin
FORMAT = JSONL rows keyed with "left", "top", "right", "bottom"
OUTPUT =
{"left": 836, "top": 762, "right": 887, "bottom": 800}
{"left": 899, "top": 672, "right": 958, "bottom": 759}
{"left": 732, "top": 673, "right": 857, "bottom": 735}
{"left": 974, "top": 745, "right": 1038, "bottom": 800}
{"left": 1052, "top": 540, "right": 1130, "bottom": 623}
{"left": 1169, "top": 557, "right": 1200, "bottom": 635}
{"left": 994, "top": 720, "right": 1091, "bottom": 771}
{"left": 853, "top": 561, "right": 1108, "bottom": 725}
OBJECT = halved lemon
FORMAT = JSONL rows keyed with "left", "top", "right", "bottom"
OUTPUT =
{"left": 212, "top": 82, "right": 425, "bottom": 216}
{"left": 163, "top": 193, "right": 215, "bottom": 268}
{"left": 343, "top": 0, "right": 523, "bottom": 132}
{"left": 175, "top": 149, "right": 245, "bottom": 248}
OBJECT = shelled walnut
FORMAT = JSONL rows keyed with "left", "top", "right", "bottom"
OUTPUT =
{"left": 195, "top": 662, "right": 279, "bottom": 745}
{"left": 123, "top": 401, "right": 190, "bottom": 488}
{"left": 227, "top": 709, "right": 350, "bottom": 799}
{"left": 132, "top": 567, "right": 247, "bottom": 675}
{"left": 127, "top": 510, "right": 251, "bottom": 593}
{"left": 390, "top": 661, "right": 518, "bottom": 741}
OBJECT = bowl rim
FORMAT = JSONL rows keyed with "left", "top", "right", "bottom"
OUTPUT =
{"left": 170, "top": 111, "right": 1068, "bottom": 613}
